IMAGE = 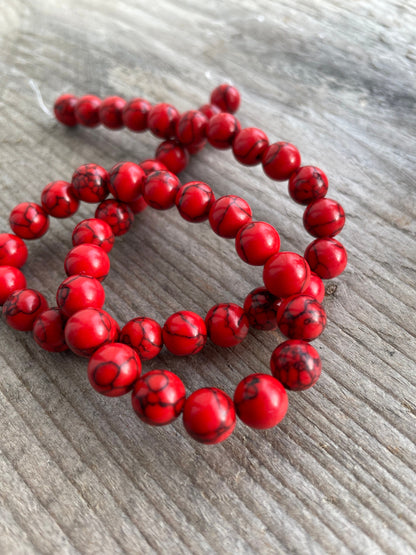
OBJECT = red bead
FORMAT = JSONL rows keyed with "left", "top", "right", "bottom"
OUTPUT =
{"left": 183, "top": 387, "right": 236, "bottom": 444}
{"left": 64, "top": 307, "right": 119, "bottom": 358}
{"left": 175, "top": 181, "right": 215, "bottom": 223}
{"left": 243, "top": 287, "right": 279, "bottom": 331}
{"left": 302, "top": 272, "right": 325, "bottom": 303}
{"left": 163, "top": 311, "right": 207, "bottom": 356}
{"left": 0, "top": 266, "right": 26, "bottom": 305}
{"left": 95, "top": 199, "right": 134, "bottom": 236}
{"left": 148, "top": 103, "right": 179, "bottom": 139}
{"left": 176, "top": 110, "right": 208, "bottom": 146}
{"left": 209, "top": 195, "right": 252, "bottom": 238}
{"left": 206, "top": 113, "right": 241, "bottom": 149}
{"left": 262, "top": 142, "right": 301, "bottom": 181}
{"left": 303, "top": 198, "right": 345, "bottom": 238}
{"left": 99, "top": 96, "right": 127, "bottom": 129}
{"left": 64, "top": 244, "right": 110, "bottom": 282}
{"left": 9, "top": 202, "right": 49, "bottom": 240}
{"left": 33, "top": 308, "right": 68, "bottom": 352}
{"left": 232, "top": 127, "right": 269, "bottom": 166}
{"left": 210, "top": 84, "right": 240, "bottom": 114}
{"left": 155, "top": 140, "right": 189, "bottom": 174}
{"left": 198, "top": 104, "right": 221, "bottom": 120}
{"left": 74, "top": 95, "right": 101, "bottom": 127}
{"left": 277, "top": 295, "right": 326, "bottom": 341}
{"left": 120, "top": 317, "right": 163, "bottom": 361}
{"left": 41, "top": 180, "right": 79, "bottom": 218}
{"left": 2, "top": 288, "right": 48, "bottom": 331}
{"left": 304, "top": 237, "right": 347, "bottom": 279}
{"left": 128, "top": 195, "right": 148, "bottom": 214}
{"left": 122, "top": 98, "right": 152, "bottom": 132}
{"left": 71, "top": 163, "right": 110, "bottom": 203}
{"left": 142, "top": 171, "right": 181, "bottom": 210}
{"left": 108, "top": 162, "right": 145, "bottom": 203}
{"left": 72, "top": 218, "right": 115, "bottom": 253}
{"left": 56, "top": 274, "right": 105, "bottom": 317}
{"left": 0, "top": 234, "right": 28, "bottom": 268}
{"left": 271, "top": 339, "right": 322, "bottom": 390}
{"left": 235, "top": 221, "right": 280, "bottom": 266}
{"left": 54, "top": 94, "right": 78, "bottom": 126}
{"left": 263, "top": 251, "right": 311, "bottom": 298}
{"left": 234, "top": 374, "right": 288, "bottom": 429}
{"left": 288, "top": 166, "right": 328, "bottom": 205}
{"left": 139, "top": 159, "right": 168, "bottom": 175}
{"left": 205, "top": 303, "right": 249, "bottom": 347}
{"left": 132, "top": 369, "right": 186, "bottom": 425}
{"left": 186, "top": 140, "right": 207, "bottom": 155}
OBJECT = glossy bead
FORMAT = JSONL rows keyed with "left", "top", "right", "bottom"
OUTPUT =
{"left": 64, "top": 244, "right": 110, "bottom": 282}
{"left": 95, "top": 199, "right": 134, "bottom": 236}
{"left": 72, "top": 218, "right": 115, "bottom": 253}
{"left": 0, "top": 266, "right": 26, "bottom": 305}
{"left": 64, "top": 307, "right": 119, "bottom": 358}
{"left": 108, "top": 162, "right": 145, "bottom": 203}
{"left": 142, "top": 171, "right": 181, "bottom": 210}
{"left": 235, "top": 221, "right": 280, "bottom": 266}
{"left": 209, "top": 195, "right": 252, "bottom": 238}
{"left": 243, "top": 287, "right": 279, "bottom": 331}
{"left": 128, "top": 195, "right": 148, "bottom": 214}
{"left": 71, "top": 163, "right": 109, "bottom": 203}
{"left": 54, "top": 94, "right": 78, "bottom": 126}
{"left": 175, "top": 181, "right": 215, "bottom": 223}
{"left": 176, "top": 110, "right": 208, "bottom": 146}
{"left": 232, "top": 127, "right": 269, "bottom": 166}
{"left": 148, "top": 103, "right": 179, "bottom": 139}
{"left": 302, "top": 272, "right": 325, "bottom": 303}
{"left": 2, "top": 288, "right": 48, "bottom": 331}
{"left": 304, "top": 237, "right": 348, "bottom": 279}
{"left": 99, "top": 96, "right": 127, "bottom": 129}
{"left": 41, "top": 181, "right": 79, "bottom": 218}
{"left": 74, "top": 95, "right": 101, "bottom": 127}
{"left": 234, "top": 374, "right": 288, "bottom": 429}
{"left": 122, "top": 98, "right": 152, "bottom": 131}
{"left": 303, "top": 198, "right": 346, "bottom": 238}
{"left": 277, "top": 295, "right": 327, "bottom": 341}
{"left": 155, "top": 140, "right": 189, "bottom": 174}
{"left": 56, "top": 274, "right": 105, "bottom": 317}
{"left": 210, "top": 84, "right": 240, "bottom": 113}
{"left": 0, "top": 234, "right": 28, "bottom": 268}
{"left": 205, "top": 303, "right": 249, "bottom": 347}
{"left": 262, "top": 142, "right": 301, "bottom": 181}
{"left": 132, "top": 369, "right": 186, "bottom": 425}
{"left": 9, "top": 202, "right": 49, "bottom": 240}
{"left": 198, "top": 103, "right": 221, "bottom": 120}
{"left": 163, "top": 311, "right": 207, "bottom": 356}
{"left": 206, "top": 113, "right": 241, "bottom": 149}
{"left": 271, "top": 339, "right": 322, "bottom": 390}
{"left": 33, "top": 308, "right": 68, "bottom": 352}
{"left": 183, "top": 387, "right": 236, "bottom": 444}
{"left": 288, "top": 166, "right": 328, "bottom": 205}
{"left": 139, "top": 159, "right": 168, "bottom": 175}
{"left": 263, "top": 251, "right": 311, "bottom": 298}
{"left": 186, "top": 140, "right": 206, "bottom": 155}
{"left": 120, "top": 317, "right": 163, "bottom": 361}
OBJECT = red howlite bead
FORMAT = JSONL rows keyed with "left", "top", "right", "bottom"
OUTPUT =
{"left": 288, "top": 166, "right": 329, "bottom": 205}
{"left": 132, "top": 369, "right": 186, "bottom": 425}
{"left": 54, "top": 94, "right": 78, "bottom": 126}
{"left": 128, "top": 195, "right": 148, "bottom": 214}
{"left": 33, "top": 308, "right": 68, "bottom": 352}
{"left": 99, "top": 96, "right": 127, "bottom": 129}
{"left": 74, "top": 95, "right": 101, "bottom": 127}
{"left": 120, "top": 317, "right": 163, "bottom": 360}
{"left": 155, "top": 140, "right": 189, "bottom": 174}
{"left": 0, "top": 233, "right": 28, "bottom": 268}
{"left": 186, "top": 140, "right": 207, "bottom": 155}
{"left": 148, "top": 103, "right": 180, "bottom": 139}
{"left": 9, "top": 202, "right": 49, "bottom": 240}
{"left": 122, "top": 98, "right": 152, "bottom": 132}
{"left": 303, "top": 198, "right": 346, "bottom": 238}
{"left": 64, "top": 244, "right": 110, "bottom": 282}
{"left": 209, "top": 195, "right": 252, "bottom": 238}
{"left": 175, "top": 181, "right": 215, "bottom": 223}
{"left": 302, "top": 272, "right": 325, "bottom": 303}
{"left": 243, "top": 287, "right": 279, "bottom": 331}
{"left": 95, "top": 199, "right": 134, "bottom": 236}
{"left": 0, "top": 266, "right": 26, "bottom": 305}
{"left": 235, "top": 221, "right": 280, "bottom": 266}
{"left": 263, "top": 251, "right": 311, "bottom": 298}
{"left": 139, "top": 159, "right": 168, "bottom": 175}
{"left": 108, "top": 162, "right": 145, "bottom": 203}
{"left": 64, "top": 308, "right": 119, "bottom": 358}
{"left": 163, "top": 311, "right": 207, "bottom": 356}
{"left": 210, "top": 84, "right": 240, "bottom": 114}
{"left": 262, "top": 142, "right": 301, "bottom": 181}
{"left": 205, "top": 303, "right": 249, "bottom": 347}
{"left": 56, "top": 274, "right": 105, "bottom": 317}
{"left": 41, "top": 181, "right": 80, "bottom": 218}
{"left": 206, "top": 113, "right": 241, "bottom": 150}
{"left": 72, "top": 218, "right": 115, "bottom": 253}
{"left": 304, "top": 237, "right": 348, "bottom": 279}
{"left": 183, "top": 387, "right": 236, "bottom": 444}
{"left": 271, "top": 339, "right": 322, "bottom": 390}
{"left": 232, "top": 127, "right": 269, "bottom": 166}
{"left": 71, "top": 163, "right": 110, "bottom": 203}
{"left": 198, "top": 104, "right": 221, "bottom": 120}
{"left": 234, "top": 374, "right": 288, "bottom": 429}
{"left": 277, "top": 295, "right": 327, "bottom": 341}
{"left": 176, "top": 110, "right": 208, "bottom": 146}
{"left": 2, "top": 288, "right": 48, "bottom": 331}
{"left": 142, "top": 171, "right": 181, "bottom": 210}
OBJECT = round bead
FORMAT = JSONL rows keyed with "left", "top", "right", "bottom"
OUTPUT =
{"left": 64, "top": 244, "right": 110, "bottom": 282}
{"left": 302, "top": 272, "right": 325, "bottom": 303}
{"left": 288, "top": 166, "right": 328, "bottom": 205}
{"left": 72, "top": 218, "right": 115, "bottom": 253}
{"left": 198, "top": 103, "right": 221, "bottom": 120}
{"left": 206, "top": 113, "right": 241, "bottom": 149}
{"left": 128, "top": 195, "right": 148, "bottom": 214}
{"left": 155, "top": 140, "right": 189, "bottom": 174}
{"left": 95, "top": 199, "right": 134, "bottom": 236}
{"left": 234, "top": 374, "right": 288, "bottom": 429}
{"left": 162, "top": 311, "right": 207, "bottom": 356}
{"left": 99, "top": 96, "right": 127, "bottom": 129}
{"left": 139, "top": 159, "right": 168, "bottom": 175}
{"left": 183, "top": 387, "right": 236, "bottom": 444}
{"left": 262, "top": 142, "right": 301, "bottom": 181}
{"left": 232, "top": 127, "right": 269, "bottom": 166}
{"left": 175, "top": 181, "right": 215, "bottom": 223}
{"left": 176, "top": 110, "right": 208, "bottom": 146}
{"left": 56, "top": 274, "right": 105, "bottom": 317}
{"left": 148, "top": 103, "right": 179, "bottom": 139}
{"left": 120, "top": 317, "right": 163, "bottom": 360}
{"left": 41, "top": 180, "right": 80, "bottom": 218}
{"left": 277, "top": 295, "right": 327, "bottom": 341}
{"left": 108, "top": 162, "right": 145, "bottom": 203}
{"left": 132, "top": 369, "right": 186, "bottom": 425}
{"left": 54, "top": 94, "right": 78, "bottom": 126}
{"left": 303, "top": 198, "right": 346, "bottom": 238}
{"left": 210, "top": 84, "right": 240, "bottom": 114}
{"left": 235, "top": 221, "right": 280, "bottom": 266}
{"left": 122, "top": 98, "right": 152, "bottom": 132}
{"left": 9, "top": 202, "right": 49, "bottom": 240}
{"left": 243, "top": 287, "right": 279, "bottom": 331}
{"left": 64, "top": 307, "right": 119, "bottom": 358}
{"left": 304, "top": 237, "right": 348, "bottom": 279}
{"left": 209, "top": 195, "right": 252, "bottom": 238}
{"left": 0, "top": 233, "right": 28, "bottom": 268}
{"left": 33, "top": 308, "right": 68, "bottom": 352}
{"left": 205, "top": 303, "right": 249, "bottom": 348}
{"left": 71, "top": 163, "right": 109, "bottom": 203}
{"left": 263, "top": 251, "right": 311, "bottom": 298}
{"left": 142, "top": 171, "right": 181, "bottom": 210}
{"left": 74, "top": 95, "right": 101, "bottom": 127}
{"left": 0, "top": 266, "right": 26, "bottom": 305}
{"left": 271, "top": 339, "right": 322, "bottom": 390}
{"left": 186, "top": 140, "right": 206, "bottom": 155}
{"left": 2, "top": 288, "right": 48, "bottom": 331}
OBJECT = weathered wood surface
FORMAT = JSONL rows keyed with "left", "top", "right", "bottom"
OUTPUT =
{"left": 0, "top": 0, "right": 415, "bottom": 553}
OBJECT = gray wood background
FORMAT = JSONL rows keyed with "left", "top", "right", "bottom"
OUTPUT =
{"left": 0, "top": 0, "right": 415, "bottom": 553}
